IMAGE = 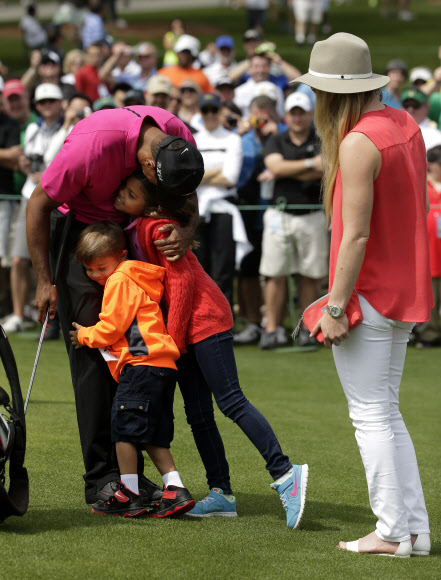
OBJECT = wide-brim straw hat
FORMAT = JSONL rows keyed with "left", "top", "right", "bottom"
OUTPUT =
{"left": 293, "top": 32, "right": 390, "bottom": 94}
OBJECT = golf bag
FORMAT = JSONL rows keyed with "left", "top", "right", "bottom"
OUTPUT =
{"left": 0, "top": 325, "right": 29, "bottom": 522}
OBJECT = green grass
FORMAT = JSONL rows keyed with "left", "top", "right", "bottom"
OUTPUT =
{"left": 0, "top": 333, "right": 439, "bottom": 579}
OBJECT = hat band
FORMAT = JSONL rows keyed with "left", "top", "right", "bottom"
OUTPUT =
{"left": 308, "top": 68, "right": 373, "bottom": 80}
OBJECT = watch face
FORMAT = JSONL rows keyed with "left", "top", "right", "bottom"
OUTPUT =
{"left": 328, "top": 305, "right": 344, "bottom": 318}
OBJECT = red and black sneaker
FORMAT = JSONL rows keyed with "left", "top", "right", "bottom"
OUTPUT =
{"left": 149, "top": 486, "right": 195, "bottom": 518}
{"left": 92, "top": 483, "right": 147, "bottom": 518}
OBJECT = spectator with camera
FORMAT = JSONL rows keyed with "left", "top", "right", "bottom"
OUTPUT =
{"left": 258, "top": 92, "right": 327, "bottom": 350}
{"left": 233, "top": 94, "right": 287, "bottom": 345}
{"left": 2, "top": 84, "right": 66, "bottom": 334}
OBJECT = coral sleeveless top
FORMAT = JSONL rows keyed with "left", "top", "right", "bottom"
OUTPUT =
{"left": 329, "top": 106, "right": 434, "bottom": 322}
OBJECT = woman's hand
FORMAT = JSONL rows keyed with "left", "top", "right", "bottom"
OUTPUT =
{"left": 154, "top": 223, "right": 192, "bottom": 262}
{"left": 311, "top": 313, "right": 349, "bottom": 349}
{"left": 70, "top": 322, "right": 84, "bottom": 349}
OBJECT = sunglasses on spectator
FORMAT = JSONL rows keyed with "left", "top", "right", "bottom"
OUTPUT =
{"left": 403, "top": 100, "right": 422, "bottom": 110}
{"left": 138, "top": 53, "right": 154, "bottom": 58}
{"left": 180, "top": 87, "right": 198, "bottom": 94}
{"left": 37, "top": 99, "right": 58, "bottom": 105}
{"left": 201, "top": 107, "right": 219, "bottom": 115}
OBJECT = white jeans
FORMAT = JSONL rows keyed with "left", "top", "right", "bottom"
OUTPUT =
{"left": 332, "top": 294, "right": 430, "bottom": 542}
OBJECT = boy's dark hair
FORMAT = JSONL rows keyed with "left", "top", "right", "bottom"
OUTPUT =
{"left": 75, "top": 221, "right": 126, "bottom": 264}
{"left": 427, "top": 145, "right": 441, "bottom": 165}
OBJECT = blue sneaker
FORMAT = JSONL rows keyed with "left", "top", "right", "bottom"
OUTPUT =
{"left": 271, "top": 464, "right": 308, "bottom": 529}
{"left": 186, "top": 488, "right": 237, "bottom": 517}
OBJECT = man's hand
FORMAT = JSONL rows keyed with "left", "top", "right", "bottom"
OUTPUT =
{"left": 257, "top": 168, "right": 275, "bottom": 182}
{"left": 154, "top": 223, "right": 193, "bottom": 262}
{"left": 70, "top": 322, "right": 84, "bottom": 349}
{"left": 35, "top": 281, "right": 57, "bottom": 324}
{"left": 310, "top": 312, "right": 349, "bottom": 349}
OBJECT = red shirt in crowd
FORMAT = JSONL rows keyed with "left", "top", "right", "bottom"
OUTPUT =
{"left": 75, "top": 64, "right": 110, "bottom": 103}
{"left": 427, "top": 180, "right": 441, "bottom": 278}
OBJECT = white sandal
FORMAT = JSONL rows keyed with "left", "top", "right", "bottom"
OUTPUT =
{"left": 341, "top": 539, "right": 412, "bottom": 558}
{"left": 412, "top": 533, "right": 431, "bottom": 556}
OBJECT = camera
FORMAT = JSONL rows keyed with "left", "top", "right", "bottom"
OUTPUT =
{"left": 28, "top": 153, "right": 44, "bottom": 173}
{"left": 226, "top": 114, "right": 238, "bottom": 129}
{"left": 250, "top": 116, "right": 268, "bottom": 130}
{"left": 75, "top": 107, "right": 92, "bottom": 120}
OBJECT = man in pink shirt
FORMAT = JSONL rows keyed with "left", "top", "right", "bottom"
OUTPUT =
{"left": 26, "top": 105, "right": 204, "bottom": 505}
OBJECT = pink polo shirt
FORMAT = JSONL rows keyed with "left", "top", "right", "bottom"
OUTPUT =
{"left": 41, "top": 106, "right": 196, "bottom": 223}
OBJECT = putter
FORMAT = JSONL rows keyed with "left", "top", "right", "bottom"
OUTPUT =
{"left": 24, "top": 212, "right": 74, "bottom": 415}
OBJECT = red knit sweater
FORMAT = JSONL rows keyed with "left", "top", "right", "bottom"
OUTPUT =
{"left": 136, "top": 217, "right": 233, "bottom": 353}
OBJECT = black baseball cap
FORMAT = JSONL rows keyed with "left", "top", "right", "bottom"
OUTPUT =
{"left": 199, "top": 92, "right": 221, "bottom": 110}
{"left": 155, "top": 136, "right": 204, "bottom": 196}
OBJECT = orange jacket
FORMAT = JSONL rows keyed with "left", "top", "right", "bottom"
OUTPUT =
{"left": 77, "top": 260, "right": 179, "bottom": 381}
{"left": 157, "top": 65, "right": 214, "bottom": 93}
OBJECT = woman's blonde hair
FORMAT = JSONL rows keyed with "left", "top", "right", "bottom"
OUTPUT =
{"left": 314, "top": 89, "right": 381, "bottom": 224}
{"left": 63, "top": 49, "right": 84, "bottom": 75}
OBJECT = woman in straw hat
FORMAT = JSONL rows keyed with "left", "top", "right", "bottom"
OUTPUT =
{"left": 296, "top": 32, "right": 432, "bottom": 557}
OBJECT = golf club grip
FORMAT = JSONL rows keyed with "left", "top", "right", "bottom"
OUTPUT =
{"left": 52, "top": 211, "right": 74, "bottom": 285}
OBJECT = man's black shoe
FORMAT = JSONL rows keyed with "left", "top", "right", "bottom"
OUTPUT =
{"left": 139, "top": 475, "right": 163, "bottom": 507}
{"left": 92, "top": 483, "right": 147, "bottom": 517}
{"left": 149, "top": 486, "right": 195, "bottom": 518}
{"left": 85, "top": 480, "right": 121, "bottom": 505}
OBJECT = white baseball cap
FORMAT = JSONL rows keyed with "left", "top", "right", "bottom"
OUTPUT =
{"left": 35, "top": 83, "right": 63, "bottom": 102}
{"left": 284, "top": 91, "right": 313, "bottom": 113}
{"left": 174, "top": 34, "right": 200, "bottom": 58}
{"left": 253, "top": 81, "right": 278, "bottom": 102}
{"left": 409, "top": 67, "right": 432, "bottom": 84}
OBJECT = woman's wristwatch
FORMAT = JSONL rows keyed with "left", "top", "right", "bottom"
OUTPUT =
{"left": 326, "top": 305, "right": 345, "bottom": 319}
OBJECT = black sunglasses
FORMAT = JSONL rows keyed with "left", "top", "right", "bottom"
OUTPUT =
{"left": 403, "top": 100, "right": 422, "bottom": 110}
{"left": 38, "top": 98, "right": 58, "bottom": 105}
{"left": 201, "top": 106, "right": 219, "bottom": 114}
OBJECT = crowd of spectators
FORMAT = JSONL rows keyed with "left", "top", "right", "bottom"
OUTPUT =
{"left": 0, "top": 0, "right": 439, "bottom": 350}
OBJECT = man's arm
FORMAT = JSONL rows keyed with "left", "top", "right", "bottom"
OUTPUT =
{"left": 154, "top": 191, "right": 199, "bottom": 262}
{"left": 26, "top": 183, "right": 61, "bottom": 323}
{"left": 264, "top": 152, "right": 323, "bottom": 180}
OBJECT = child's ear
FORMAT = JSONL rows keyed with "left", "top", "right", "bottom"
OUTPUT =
{"left": 120, "top": 249, "right": 128, "bottom": 262}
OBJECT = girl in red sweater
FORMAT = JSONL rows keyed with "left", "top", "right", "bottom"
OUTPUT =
{"left": 115, "top": 171, "right": 308, "bottom": 529}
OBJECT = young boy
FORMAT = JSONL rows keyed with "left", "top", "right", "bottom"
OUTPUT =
{"left": 69, "top": 220, "right": 195, "bottom": 518}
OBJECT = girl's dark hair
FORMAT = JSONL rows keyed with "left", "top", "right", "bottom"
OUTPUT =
{"left": 427, "top": 145, "right": 441, "bottom": 165}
